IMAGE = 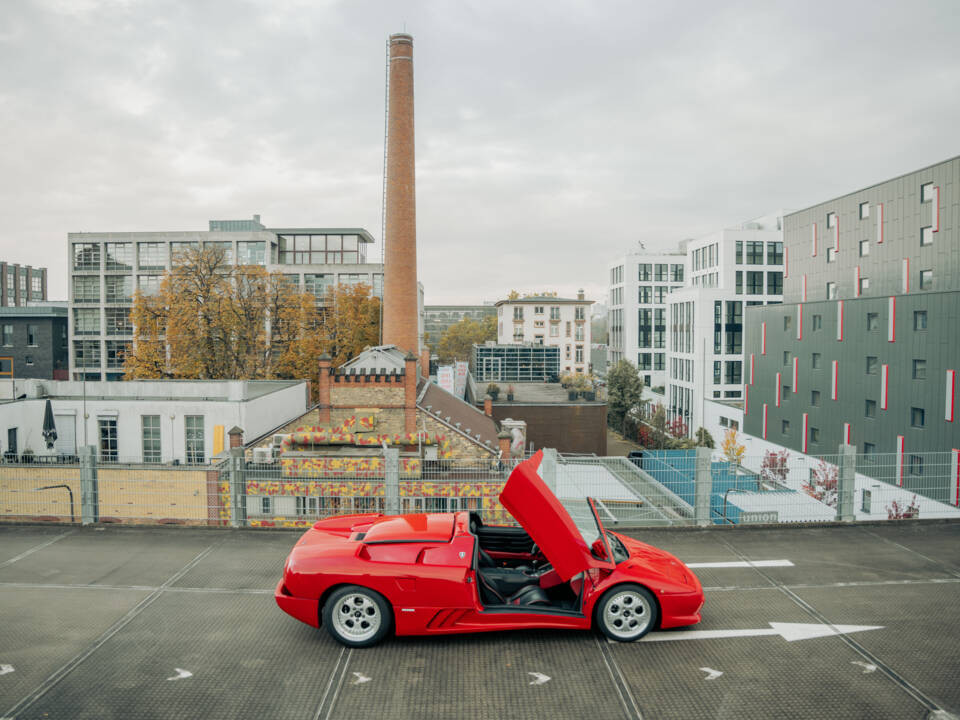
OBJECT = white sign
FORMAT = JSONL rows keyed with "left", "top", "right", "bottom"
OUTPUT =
{"left": 437, "top": 366, "right": 455, "bottom": 394}
{"left": 454, "top": 361, "right": 469, "bottom": 398}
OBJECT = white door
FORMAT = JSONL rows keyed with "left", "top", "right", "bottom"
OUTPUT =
{"left": 54, "top": 415, "right": 76, "bottom": 456}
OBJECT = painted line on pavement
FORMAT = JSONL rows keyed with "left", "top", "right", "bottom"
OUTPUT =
{"left": 0, "top": 530, "right": 76, "bottom": 569}
{"left": 2, "top": 541, "right": 221, "bottom": 719}
{"left": 686, "top": 559, "right": 793, "bottom": 568}
{"left": 313, "top": 647, "right": 353, "bottom": 720}
{"left": 594, "top": 635, "right": 643, "bottom": 719}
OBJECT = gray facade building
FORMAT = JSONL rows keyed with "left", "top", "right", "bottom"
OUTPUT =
{"left": 424, "top": 305, "right": 496, "bottom": 347}
{"left": 744, "top": 157, "right": 960, "bottom": 458}
{"left": 68, "top": 217, "right": 382, "bottom": 380}
{"left": 0, "top": 304, "right": 68, "bottom": 380}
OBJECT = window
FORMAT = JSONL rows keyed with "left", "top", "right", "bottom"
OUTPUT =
{"left": 735, "top": 271, "right": 743, "bottom": 295}
{"left": 137, "top": 275, "right": 161, "bottom": 296}
{"left": 74, "top": 340, "right": 101, "bottom": 368}
{"left": 575, "top": 307, "right": 586, "bottom": 322}
{"left": 827, "top": 211, "right": 836, "bottom": 228}
{"left": 534, "top": 334, "right": 544, "bottom": 345}
{"left": 534, "top": 306, "right": 544, "bottom": 314}
{"left": 911, "top": 407, "right": 925, "bottom": 428}
{"left": 513, "top": 307, "right": 523, "bottom": 321}
{"left": 337, "top": 273, "right": 365, "bottom": 286}
{"left": 105, "top": 340, "right": 129, "bottom": 369}
{"left": 767, "top": 242, "right": 783, "bottom": 265}
{"left": 865, "top": 356, "right": 878, "bottom": 375}
{"left": 867, "top": 313, "right": 879, "bottom": 331}
{"left": 812, "top": 314, "right": 822, "bottom": 331}
{"left": 826, "top": 247, "right": 836, "bottom": 263}
{"left": 304, "top": 274, "right": 334, "bottom": 300}
{"left": 653, "top": 286, "right": 668, "bottom": 304}
{"left": 638, "top": 264, "right": 651, "bottom": 281}
{"left": 549, "top": 324, "right": 558, "bottom": 337}
{"left": 98, "top": 418, "right": 118, "bottom": 462}
{"left": 811, "top": 390, "right": 821, "bottom": 406}
{"left": 909, "top": 455, "right": 924, "bottom": 476}
{"left": 860, "top": 239, "right": 870, "bottom": 256}
{"left": 670, "top": 264, "right": 684, "bottom": 282}
{"left": 142, "top": 415, "right": 161, "bottom": 463}
{"left": 534, "top": 320, "right": 544, "bottom": 328}
{"left": 812, "top": 353, "right": 821, "bottom": 369}
{"left": 810, "top": 427, "right": 820, "bottom": 444}
{"left": 782, "top": 383, "right": 791, "bottom": 400}
{"left": 575, "top": 345, "right": 584, "bottom": 363}
{"left": 920, "top": 269, "right": 933, "bottom": 290}
{"left": 26, "top": 324, "right": 37, "bottom": 346}
{"left": 138, "top": 242, "right": 166, "bottom": 269}
{"left": 859, "top": 202, "right": 869, "bottom": 219}
{"left": 783, "top": 315, "right": 792, "bottom": 331}
{"left": 638, "top": 286, "right": 652, "bottom": 304}
{"left": 865, "top": 399, "right": 876, "bottom": 418}
{"left": 724, "top": 361, "right": 742, "bottom": 384}
{"left": 372, "top": 273, "right": 383, "bottom": 298}
{"left": 782, "top": 419, "right": 790, "bottom": 435}
{"left": 713, "top": 361, "right": 721, "bottom": 384}
{"left": 574, "top": 324, "right": 584, "bottom": 341}
{"left": 105, "top": 308, "right": 132, "bottom": 336}
{"left": 31, "top": 274, "right": 42, "bottom": 295}
{"left": 767, "top": 272, "right": 783, "bottom": 295}
{"left": 25, "top": 355, "right": 33, "bottom": 366}
{"left": 261, "top": 497, "right": 272, "bottom": 515}
{"left": 638, "top": 353, "right": 652, "bottom": 371}
{"left": 735, "top": 241, "right": 743, "bottom": 264}
{"left": 655, "top": 264, "right": 668, "bottom": 281}
{"left": 783, "top": 350, "right": 791, "bottom": 366}
{"left": 73, "top": 242, "right": 101, "bottom": 270}
{"left": 185, "top": 416, "right": 205, "bottom": 464}
{"left": 654, "top": 353, "right": 665, "bottom": 371}
{"left": 746, "top": 241, "right": 764, "bottom": 264}
{"left": 565, "top": 322, "right": 571, "bottom": 337}
{"left": 859, "top": 277, "right": 870, "bottom": 294}
{"left": 513, "top": 327, "right": 523, "bottom": 342}
{"left": 105, "top": 242, "right": 133, "bottom": 271}
{"left": 204, "top": 241, "right": 234, "bottom": 264}
{"left": 826, "top": 282, "right": 837, "bottom": 299}
{"left": 170, "top": 241, "right": 199, "bottom": 260}
{"left": 550, "top": 306, "right": 560, "bottom": 321}
{"left": 920, "top": 226, "right": 933, "bottom": 246}
{"left": 914, "top": 311, "right": 927, "bottom": 330}
{"left": 920, "top": 182, "right": 934, "bottom": 203}
{"left": 912, "top": 359, "right": 926, "bottom": 380}
{"left": 105, "top": 275, "right": 133, "bottom": 303}
{"left": 746, "top": 271, "right": 764, "bottom": 294}
{"left": 1, "top": 324, "right": 11, "bottom": 346}
{"left": 237, "top": 241, "right": 266, "bottom": 265}
{"left": 864, "top": 442, "right": 876, "bottom": 460}
{"left": 73, "top": 276, "right": 100, "bottom": 303}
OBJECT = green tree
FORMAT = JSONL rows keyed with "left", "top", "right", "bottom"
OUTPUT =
{"left": 435, "top": 315, "right": 497, "bottom": 364}
{"left": 606, "top": 360, "right": 644, "bottom": 432}
{"left": 649, "top": 403, "right": 668, "bottom": 449}
{"left": 694, "top": 427, "right": 715, "bottom": 449}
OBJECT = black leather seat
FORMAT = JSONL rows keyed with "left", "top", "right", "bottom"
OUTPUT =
{"left": 477, "top": 570, "right": 550, "bottom": 607}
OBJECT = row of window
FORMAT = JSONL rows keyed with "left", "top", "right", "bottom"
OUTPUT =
{"left": 736, "top": 270, "right": 783, "bottom": 295}
{"left": 74, "top": 241, "right": 270, "bottom": 271}
{"left": 1, "top": 324, "right": 40, "bottom": 347}
{"left": 637, "top": 285, "right": 680, "bottom": 304}
{"left": 692, "top": 244, "right": 718, "bottom": 271}
{"left": 783, "top": 309, "right": 928, "bottom": 334}
{"left": 73, "top": 340, "right": 130, "bottom": 369}
{"left": 638, "top": 263, "right": 684, "bottom": 282}
{"left": 509, "top": 306, "right": 585, "bottom": 321}
{"left": 96, "top": 415, "right": 204, "bottom": 464}
{"left": 637, "top": 352, "right": 665, "bottom": 371}
{"left": 734, "top": 241, "right": 783, "bottom": 266}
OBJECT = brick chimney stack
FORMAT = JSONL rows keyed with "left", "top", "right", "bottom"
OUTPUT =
{"left": 382, "top": 33, "right": 419, "bottom": 358}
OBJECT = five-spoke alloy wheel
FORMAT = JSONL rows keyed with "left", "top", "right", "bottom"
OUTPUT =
{"left": 595, "top": 583, "right": 658, "bottom": 642}
{"left": 323, "top": 585, "right": 393, "bottom": 648}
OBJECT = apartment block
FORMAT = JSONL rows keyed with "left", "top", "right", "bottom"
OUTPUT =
{"left": 744, "top": 157, "right": 960, "bottom": 457}
{"left": 495, "top": 292, "right": 594, "bottom": 375}
{"left": 1, "top": 262, "right": 47, "bottom": 307}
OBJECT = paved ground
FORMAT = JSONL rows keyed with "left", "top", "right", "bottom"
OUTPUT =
{"left": 1, "top": 521, "right": 959, "bottom": 719}
{"left": 606, "top": 428, "right": 643, "bottom": 456}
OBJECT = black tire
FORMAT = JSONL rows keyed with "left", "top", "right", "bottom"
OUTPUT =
{"left": 322, "top": 585, "right": 393, "bottom": 648}
{"left": 594, "top": 584, "right": 658, "bottom": 642}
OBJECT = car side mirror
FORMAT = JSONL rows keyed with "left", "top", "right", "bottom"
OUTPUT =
{"left": 591, "top": 538, "right": 608, "bottom": 560}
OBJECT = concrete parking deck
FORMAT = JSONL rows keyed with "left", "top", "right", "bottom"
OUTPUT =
{"left": 1, "top": 522, "right": 958, "bottom": 719}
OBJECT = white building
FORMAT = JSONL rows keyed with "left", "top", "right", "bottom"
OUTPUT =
{"left": 0, "top": 378, "right": 307, "bottom": 463}
{"left": 68, "top": 216, "right": 384, "bottom": 380}
{"left": 666, "top": 212, "right": 785, "bottom": 434}
{"left": 495, "top": 292, "right": 594, "bottom": 375}
{"left": 607, "top": 248, "right": 687, "bottom": 389}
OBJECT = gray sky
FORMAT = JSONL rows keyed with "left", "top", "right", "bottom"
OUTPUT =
{"left": 2, "top": 0, "right": 958, "bottom": 304}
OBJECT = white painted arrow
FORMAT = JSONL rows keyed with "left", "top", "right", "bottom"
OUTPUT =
{"left": 700, "top": 667, "right": 723, "bottom": 680}
{"left": 166, "top": 668, "right": 193, "bottom": 681}
{"left": 351, "top": 672, "right": 371, "bottom": 685}
{"left": 685, "top": 560, "right": 794, "bottom": 569}
{"left": 641, "top": 623, "right": 883, "bottom": 643}
{"left": 0, "top": 664, "right": 14, "bottom": 676}
{"left": 528, "top": 672, "right": 551, "bottom": 686}
{"left": 851, "top": 661, "right": 877, "bottom": 674}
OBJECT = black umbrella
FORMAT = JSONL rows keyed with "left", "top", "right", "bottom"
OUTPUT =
{"left": 42, "top": 399, "right": 57, "bottom": 450}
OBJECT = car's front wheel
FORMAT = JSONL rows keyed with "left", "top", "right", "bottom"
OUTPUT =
{"left": 322, "top": 585, "right": 393, "bottom": 648}
{"left": 594, "top": 584, "right": 658, "bottom": 642}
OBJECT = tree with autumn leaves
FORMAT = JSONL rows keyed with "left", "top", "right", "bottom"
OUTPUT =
{"left": 434, "top": 315, "right": 497, "bottom": 363}
{"left": 124, "top": 247, "right": 380, "bottom": 394}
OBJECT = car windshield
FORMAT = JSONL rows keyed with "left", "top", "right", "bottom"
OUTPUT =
{"left": 560, "top": 496, "right": 623, "bottom": 564}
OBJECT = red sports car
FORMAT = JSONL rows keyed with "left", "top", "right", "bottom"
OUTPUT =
{"left": 275, "top": 450, "right": 703, "bottom": 647}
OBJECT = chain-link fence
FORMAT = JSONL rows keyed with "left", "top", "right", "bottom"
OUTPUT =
{"left": 1, "top": 445, "right": 957, "bottom": 528}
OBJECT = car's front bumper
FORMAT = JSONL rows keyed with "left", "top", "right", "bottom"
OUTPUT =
{"left": 275, "top": 579, "right": 320, "bottom": 628}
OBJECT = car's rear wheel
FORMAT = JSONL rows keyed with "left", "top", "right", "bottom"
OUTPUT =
{"left": 594, "top": 584, "right": 658, "bottom": 642}
{"left": 323, "top": 585, "right": 393, "bottom": 648}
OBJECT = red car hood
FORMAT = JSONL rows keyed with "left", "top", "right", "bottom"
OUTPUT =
{"left": 499, "top": 450, "right": 612, "bottom": 582}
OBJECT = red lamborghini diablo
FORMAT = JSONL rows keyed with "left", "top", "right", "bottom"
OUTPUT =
{"left": 275, "top": 450, "right": 703, "bottom": 647}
